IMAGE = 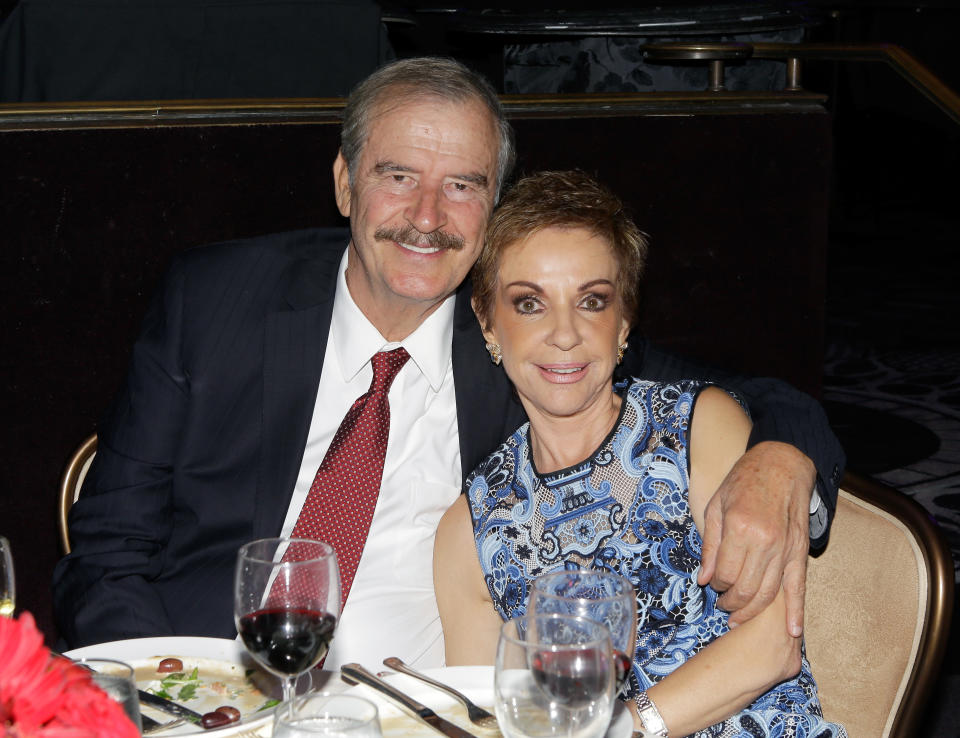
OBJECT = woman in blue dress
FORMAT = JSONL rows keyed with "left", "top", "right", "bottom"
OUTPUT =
{"left": 434, "top": 170, "right": 845, "bottom": 737}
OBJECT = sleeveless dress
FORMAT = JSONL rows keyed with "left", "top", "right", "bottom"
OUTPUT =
{"left": 466, "top": 379, "right": 846, "bottom": 738}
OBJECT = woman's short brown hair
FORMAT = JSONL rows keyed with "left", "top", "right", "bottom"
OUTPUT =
{"left": 471, "top": 170, "right": 649, "bottom": 328}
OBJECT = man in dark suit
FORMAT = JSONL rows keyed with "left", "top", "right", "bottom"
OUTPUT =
{"left": 53, "top": 58, "right": 843, "bottom": 664}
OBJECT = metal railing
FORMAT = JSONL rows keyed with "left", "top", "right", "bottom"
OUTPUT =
{"left": 643, "top": 41, "right": 960, "bottom": 126}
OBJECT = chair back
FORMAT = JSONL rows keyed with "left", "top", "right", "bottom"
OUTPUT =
{"left": 58, "top": 434, "right": 97, "bottom": 553}
{"left": 805, "top": 472, "right": 954, "bottom": 737}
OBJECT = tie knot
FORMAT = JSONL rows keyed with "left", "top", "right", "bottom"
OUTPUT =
{"left": 370, "top": 347, "right": 410, "bottom": 394}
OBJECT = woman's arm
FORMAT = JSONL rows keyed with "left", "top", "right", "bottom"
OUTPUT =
{"left": 641, "top": 387, "right": 803, "bottom": 736}
{"left": 626, "top": 339, "right": 844, "bottom": 638}
{"left": 434, "top": 495, "right": 504, "bottom": 666}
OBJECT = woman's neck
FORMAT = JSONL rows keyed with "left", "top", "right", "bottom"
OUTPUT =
{"left": 527, "top": 390, "right": 623, "bottom": 474}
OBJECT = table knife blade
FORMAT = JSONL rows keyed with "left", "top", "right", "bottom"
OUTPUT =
{"left": 341, "top": 663, "right": 478, "bottom": 738}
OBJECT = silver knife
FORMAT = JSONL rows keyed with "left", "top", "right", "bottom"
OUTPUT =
{"left": 341, "top": 663, "right": 478, "bottom": 738}
{"left": 138, "top": 689, "right": 203, "bottom": 724}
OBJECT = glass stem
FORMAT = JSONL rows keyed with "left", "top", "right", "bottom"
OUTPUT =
{"left": 283, "top": 675, "right": 297, "bottom": 720}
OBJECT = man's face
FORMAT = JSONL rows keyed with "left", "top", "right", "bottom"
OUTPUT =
{"left": 333, "top": 96, "right": 500, "bottom": 333}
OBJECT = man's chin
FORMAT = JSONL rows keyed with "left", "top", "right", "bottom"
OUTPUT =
{"left": 387, "top": 276, "right": 461, "bottom": 308}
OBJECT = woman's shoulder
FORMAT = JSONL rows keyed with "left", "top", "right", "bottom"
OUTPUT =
{"left": 464, "top": 422, "right": 529, "bottom": 490}
{"left": 620, "top": 377, "right": 710, "bottom": 411}
{"left": 620, "top": 377, "right": 745, "bottom": 414}
{"left": 621, "top": 376, "right": 707, "bottom": 394}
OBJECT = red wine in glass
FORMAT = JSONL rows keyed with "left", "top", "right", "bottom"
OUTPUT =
{"left": 530, "top": 647, "right": 613, "bottom": 710}
{"left": 234, "top": 538, "right": 340, "bottom": 720}
{"left": 613, "top": 649, "right": 632, "bottom": 692}
{"left": 237, "top": 607, "right": 337, "bottom": 675}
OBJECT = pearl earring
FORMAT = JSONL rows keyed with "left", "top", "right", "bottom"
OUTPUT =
{"left": 617, "top": 342, "right": 628, "bottom": 364}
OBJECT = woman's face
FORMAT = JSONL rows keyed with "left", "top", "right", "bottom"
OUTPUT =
{"left": 479, "top": 226, "right": 630, "bottom": 423}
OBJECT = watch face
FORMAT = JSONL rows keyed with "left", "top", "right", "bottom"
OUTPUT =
{"left": 639, "top": 706, "right": 668, "bottom": 735}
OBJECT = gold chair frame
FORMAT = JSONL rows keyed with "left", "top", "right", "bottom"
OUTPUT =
{"left": 58, "top": 433, "right": 97, "bottom": 554}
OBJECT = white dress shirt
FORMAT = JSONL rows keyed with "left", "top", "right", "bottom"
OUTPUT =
{"left": 277, "top": 250, "right": 462, "bottom": 670}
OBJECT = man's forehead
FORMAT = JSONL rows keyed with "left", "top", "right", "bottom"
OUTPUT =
{"left": 353, "top": 98, "right": 497, "bottom": 186}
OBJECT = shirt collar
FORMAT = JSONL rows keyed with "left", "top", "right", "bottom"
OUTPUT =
{"left": 331, "top": 249, "right": 455, "bottom": 392}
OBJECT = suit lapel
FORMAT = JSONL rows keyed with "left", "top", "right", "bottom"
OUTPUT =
{"left": 452, "top": 281, "right": 528, "bottom": 482}
{"left": 254, "top": 237, "right": 344, "bottom": 540}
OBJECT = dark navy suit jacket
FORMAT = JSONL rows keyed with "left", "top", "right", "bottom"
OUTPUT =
{"left": 52, "top": 228, "right": 843, "bottom": 648}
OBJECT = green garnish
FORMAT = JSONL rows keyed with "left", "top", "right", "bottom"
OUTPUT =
{"left": 149, "top": 667, "right": 201, "bottom": 701}
{"left": 256, "top": 699, "right": 281, "bottom": 712}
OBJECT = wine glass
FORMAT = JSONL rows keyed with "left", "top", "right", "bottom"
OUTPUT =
{"left": 235, "top": 538, "right": 341, "bottom": 718}
{"left": 274, "top": 693, "right": 382, "bottom": 738}
{"left": 0, "top": 535, "right": 13, "bottom": 617}
{"left": 495, "top": 613, "right": 616, "bottom": 738}
{"left": 528, "top": 569, "right": 636, "bottom": 693}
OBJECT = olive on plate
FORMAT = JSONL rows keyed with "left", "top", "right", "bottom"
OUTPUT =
{"left": 201, "top": 711, "right": 234, "bottom": 730}
{"left": 215, "top": 706, "right": 241, "bottom": 722}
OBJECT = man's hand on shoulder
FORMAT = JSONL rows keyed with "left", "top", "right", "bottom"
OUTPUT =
{"left": 697, "top": 441, "right": 814, "bottom": 637}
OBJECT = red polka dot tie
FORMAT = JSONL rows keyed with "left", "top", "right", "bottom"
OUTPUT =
{"left": 291, "top": 347, "right": 411, "bottom": 610}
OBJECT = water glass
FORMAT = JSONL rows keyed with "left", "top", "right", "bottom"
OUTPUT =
{"left": 495, "top": 614, "right": 616, "bottom": 738}
{"left": 0, "top": 535, "right": 13, "bottom": 617}
{"left": 75, "top": 658, "right": 143, "bottom": 732}
{"left": 528, "top": 569, "right": 637, "bottom": 692}
{"left": 274, "top": 693, "right": 382, "bottom": 738}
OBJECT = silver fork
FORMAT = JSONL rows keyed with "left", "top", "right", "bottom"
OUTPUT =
{"left": 382, "top": 657, "right": 499, "bottom": 731}
{"left": 141, "top": 717, "right": 186, "bottom": 734}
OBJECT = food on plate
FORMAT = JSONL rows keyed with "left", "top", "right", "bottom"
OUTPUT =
{"left": 148, "top": 666, "right": 202, "bottom": 701}
{"left": 201, "top": 711, "right": 233, "bottom": 729}
{"left": 158, "top": 658, "right": 185, "bottom": 673}
{"left": 215, "top": 706, "right": 241, "bottom": 722}
{"left": 200, "top": 705, "right": 244, "bottom": 730}
{"left": 137, "top": 656, "right": 281, "bottom": 731}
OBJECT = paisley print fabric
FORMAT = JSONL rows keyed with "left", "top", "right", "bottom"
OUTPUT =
{"left": 467, "top": 379, "right": 846, "bottom": 738}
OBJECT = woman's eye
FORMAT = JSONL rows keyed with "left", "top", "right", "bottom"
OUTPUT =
{"left": 516, "top": 297, "right": 540, "bottom": 313}
{"left": 581, "top": 295, "right": 607, "bottom": 311}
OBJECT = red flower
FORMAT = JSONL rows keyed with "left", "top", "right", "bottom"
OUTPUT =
{"left": 0, "top": 613, "right": 139, "bottom": 738}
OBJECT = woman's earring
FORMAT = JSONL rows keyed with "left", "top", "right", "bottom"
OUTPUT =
{"left": 486, "top": 342, "right": 502, "bottom": 366}
{"left": 617, "top": 342, "right": 628, "bottom": 365}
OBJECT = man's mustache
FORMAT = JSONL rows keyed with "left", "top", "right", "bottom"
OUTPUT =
{"left": 374, "top": 225, "right": 464, "bottom": 252}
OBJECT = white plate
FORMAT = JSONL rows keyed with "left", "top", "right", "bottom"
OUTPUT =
{"left": 342, "top": 665, "right": 632, "bottom": 738}
{"left": 64, "top": 636, "right": 279, "bottom": 736}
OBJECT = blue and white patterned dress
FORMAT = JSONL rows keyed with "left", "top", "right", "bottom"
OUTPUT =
{"left": 466, "top": 379, "right": 846, "bottom": 738}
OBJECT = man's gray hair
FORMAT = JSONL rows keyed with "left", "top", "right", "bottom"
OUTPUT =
{"left": 340, "top": 57, "right": 515, "bottom": 200}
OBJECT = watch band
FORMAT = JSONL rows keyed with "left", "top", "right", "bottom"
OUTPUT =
{"left": 635, "top": 690, "right": 669, "bottom": 737}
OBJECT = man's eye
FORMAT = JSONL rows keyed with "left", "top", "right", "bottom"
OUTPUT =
{"left": 446, "top": 181, "right": 476, "bottom": 198}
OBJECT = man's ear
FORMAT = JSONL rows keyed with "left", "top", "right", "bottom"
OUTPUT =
{"left": 333, "top": 151, "right": 352, "bottom": 217}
